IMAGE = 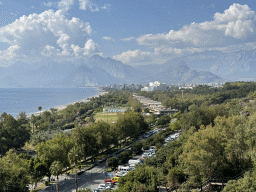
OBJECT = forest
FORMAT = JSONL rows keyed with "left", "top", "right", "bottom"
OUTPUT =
{"left": 1, "top": 81, "right": 256, "bottom": 191}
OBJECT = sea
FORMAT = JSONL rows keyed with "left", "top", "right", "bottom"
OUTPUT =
{"left": 0, "top": 87, "right": 99, "bottom": 117}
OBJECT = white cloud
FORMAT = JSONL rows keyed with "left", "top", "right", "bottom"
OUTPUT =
{"left": 58, "top": 0, "right": 75, "bottom": 11}
{"left": 44, "top": 2, "right": 55, "bottom": 7}
{"left": 0, "top": 1, "right": 3, "bottom": 5}
{"left": 113, "top": 50, "right": 155, "bottom": 65}
{"left": 0, "top": 9, "right": 101, "bottom": 66}
{"left": 46, "top": 0, "right": 109, "bottom": 12}
{"left": 101, "top": 4, "right": 110, "bottom": 10}
{"left": 120, "top": 37, "right": 134, "bottom": 41}
{"left": 78, "top": 0, "right": 99, "bottom": 12}
{"left": 113, "top": 3, "right": 256, "bottom": 66}
{"left": 138, "top": 3, "right": 256, "bottom": 50}
{"left": 102, "top": 36, "right": 115, "bottom": 42}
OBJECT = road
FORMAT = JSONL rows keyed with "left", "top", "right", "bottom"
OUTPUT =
{"left": 39, "top": 161, "right": 118, "bottom": 192}
{"left": 38, "top": 147, "right": 127, "bottom": 192}
{"left": 38, "top": 129, "right": 163, "bottom": 192}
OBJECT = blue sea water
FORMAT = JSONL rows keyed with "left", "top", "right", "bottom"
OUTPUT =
{"left": 0, "top": 88, "right": 99, "bottom": 117}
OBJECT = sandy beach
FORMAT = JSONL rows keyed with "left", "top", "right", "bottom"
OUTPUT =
{"left": 27, "top": 88, "right": 108, "bottom": 118}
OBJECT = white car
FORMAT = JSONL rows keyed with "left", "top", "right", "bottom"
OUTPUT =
{"left": 142, "top": 152, "right": 152, "bottom": 158}
{"left": 105, "top": 182, "right": 113, "bottom": 189}
{"left": 98, "top": 184, "right": 106, "bottom": 189}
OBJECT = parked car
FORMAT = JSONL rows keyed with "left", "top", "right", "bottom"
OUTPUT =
{"left": 142, "top": 152, "right": 152, "bottom": 159}
{"left": 115, "top": 171, "right": 126, "bottom": 177}
{"left": 105, "top": 182, "right": 113, "bottom": 189}
{"left": 111, "top": 177, "right": 119, "bottom": 183}
{"left": 98, "top": 184, "right": 106, "bottom": 189}
{"left": 104, "top": 179, "right": 115, "bottom": 184}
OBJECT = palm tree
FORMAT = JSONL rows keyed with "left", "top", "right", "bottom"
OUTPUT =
{"left": 38, "top": 106, "right": 42, "bottom": 116}
{"left": 50, "top": 161, "right": 63, "bottom": 192}
{"left": 68, "top": 147, "right": 82, "bottom": 192}
{"left": 30, "top": 114, "right": 36, "bottom": 133}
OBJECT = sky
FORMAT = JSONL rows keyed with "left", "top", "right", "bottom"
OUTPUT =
{"left": 0, "top": 0, "right": 256, "bottom": 67}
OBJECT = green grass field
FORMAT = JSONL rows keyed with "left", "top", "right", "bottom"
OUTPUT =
{"left": 94, "top": 112, "right": 121, "bottom": 123}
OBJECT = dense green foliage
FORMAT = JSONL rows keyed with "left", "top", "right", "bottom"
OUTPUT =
{"left": 3, "top": 82, "right": 256, "bottom": 191}
{"left": 107, "top": 156, "right": 119, "bottom": 169}
{"left": 0, "top": 114, "right": 30, "bottom": 154}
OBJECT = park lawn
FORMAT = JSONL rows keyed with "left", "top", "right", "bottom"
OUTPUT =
{"left": 94, "top": 112, "right": 121, "bottom": 123}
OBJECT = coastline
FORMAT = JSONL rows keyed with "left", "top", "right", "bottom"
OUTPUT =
{"left": 27, "top": 88, "right": 108, "bottom": 118}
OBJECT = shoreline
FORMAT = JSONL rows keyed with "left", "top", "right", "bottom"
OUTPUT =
{"left": 27, "top": 88, "right": 108, "bottom": 118}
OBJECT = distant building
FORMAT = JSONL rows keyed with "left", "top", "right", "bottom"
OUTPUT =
{"left": 103, "top": 107, "right": 128, "bottom": 113}
{"left": 159, "top": 108, "right": 179, "bottom": 116}
{"left": 141, "top": 81, "right": 168, "bottom": 92}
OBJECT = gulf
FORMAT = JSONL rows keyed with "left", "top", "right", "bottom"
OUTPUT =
{"left": 0, "top": 87, "right": 99, "bottom": 117}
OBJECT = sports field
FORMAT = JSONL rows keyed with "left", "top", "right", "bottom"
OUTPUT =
{"left": 94, "top": 112, "right": 121, "bottom": 123}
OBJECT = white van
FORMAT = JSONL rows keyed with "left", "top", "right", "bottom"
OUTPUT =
{"left": 119, "top": 166, "right": 132, "bottom": 173}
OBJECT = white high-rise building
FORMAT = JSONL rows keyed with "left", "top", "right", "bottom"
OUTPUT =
{"left": 141, "top": 81, "right": 168, "bottom": 92}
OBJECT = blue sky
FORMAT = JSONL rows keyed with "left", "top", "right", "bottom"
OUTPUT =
{"left": 0, "top": 0, "right": 256, "bottom": 67}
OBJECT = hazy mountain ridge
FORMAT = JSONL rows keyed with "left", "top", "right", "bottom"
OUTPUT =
{"left": 0, "top": 54, "right": 225, "bottom": 88}
{"left": 0, "top": 56, "right": 151, "bottom": 87}
{"left": 169, "top": 50, "right": 256, "bottom": 80}
{"left": 135, "top": 49, "right": 256, "bottom": 82}
{"left": 156, "top": 62, "right": 223, "bottom": 84}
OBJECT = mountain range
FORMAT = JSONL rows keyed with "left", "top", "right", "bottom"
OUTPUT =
{"left": 136, "top": 49, "right": 256, "bottom": 82}
{"left": 1, "top": 49, "right": 256, "bottom": 88}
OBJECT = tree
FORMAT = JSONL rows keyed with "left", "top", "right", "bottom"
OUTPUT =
{"left": 106, "top": 157, "right": 118, "bottom": 169}
{"left": 93, "top": 121, "right": 113, "bottom": 152}
{"left": 38, "top": 106, "right": 42, "bottom": 116}
{"left": 149, "top": 113, "right": 157, "bottom": 124}
{"left": 117, "top": 166, "right": 158, "bottom": 192}
{"left": 72, "top": 127, "right": 98, "bottom": 162}
{"left": 156, "top": 114, "right": 171, "bottom": 127}
{"left": 144, "top": 108, "right": 150, "bottom": 113}
{"left": 30, "top": 114, "right": 36, "bottom": 133}
{"left": 180, "top": 125, "right": 227, "bottom": 181}
{"left": 0, "top": 114, "right": 30, "bottom": 154}
{"left": 36, "top": 133, "right": 73, "bottom": 183}
{"left": 50, "top": 161, "right": 64, "bottom": 192}
{"left": 127, "top": 97, "right": 142, "bottom": 112}
{"left": 17, "top": 111, "right": 28, "bottom": 125}
{"left": 29, "top": 157, "right": 47, "bottom": 189}
{"left": 0, "top": 112, "right": 7, "bottom": 121}
{"left": 68, "top": 147, "right": 82, "bottom": 192}
{"left": 223, "top": 171, "right": 256, "bottom": 192}
{"left": 0, "top": 149, "right": 30, "bottom": 192}
{"left": 119, "top": 151, "right": 131, "bottom": 164}
{"left": 131, "top": 142, "right": 143, "bottom": 154}
{"left": 115, "top": 112, "right": 148, "bottom": 142}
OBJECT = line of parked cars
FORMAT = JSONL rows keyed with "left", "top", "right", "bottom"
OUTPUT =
{"left": 163, "top": 131, "right": 181, "bottom": 146}
{"left": 142, "top": 128, "right": 160, "bottom": 138}
{"left": 94, "top": 127, "right": 171, "bottom": 191}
